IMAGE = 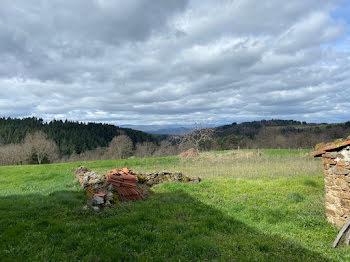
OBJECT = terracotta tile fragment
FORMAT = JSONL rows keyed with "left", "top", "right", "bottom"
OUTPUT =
{"left": 120, "top": 174, "right": 138, "bottom": 180}
{"left": 310, "top": 140, "right": 350, "bottom": 158}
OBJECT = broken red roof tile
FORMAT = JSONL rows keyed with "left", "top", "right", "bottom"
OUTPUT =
{"left": 117, "top": 187, "right": 126, "bottom": 196}
{"left": 122, "top": 181, "right": 137, "bottom": 187}
{"left": 323, "top": 141, "right": 350, "bottom": 151}
{"left": 129, "top": 188, "right": 138, "bottom": 194}
{"left": 108, "top": 169, "right": 119, "bottom": 176}
{"left": 119, "top": 174, "right": 138, "bottom": 181}
{"left": 110, "top": 176, "right": 123, "bottom": 181}
{"left": 310, "top": 140, "right": 350, "bottom": 157}
{"left": 109, "top": 180, "right": 122, "bottom": 185}
{"left": 94, "top": 193, "right": 106, "bottom": 197}
{"left": 310, "top": 150, "right": 325, "bottom": 158}
{"left": 106, "top": 168, "right": 146, "bottom": 201}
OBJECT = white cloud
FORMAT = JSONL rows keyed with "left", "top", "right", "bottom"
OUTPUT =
{"left": 0, "top": 0, "right": 349, "bottom": 125}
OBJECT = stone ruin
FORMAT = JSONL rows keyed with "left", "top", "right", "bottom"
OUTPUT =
{"left": 75, "top": 166, "right": 201, "bottom": 211}
{"left": 178, "top": 148, "right": 199, "bottom": 159}
{"left": 310, "top": 139, "right": 350, "bottom": 228}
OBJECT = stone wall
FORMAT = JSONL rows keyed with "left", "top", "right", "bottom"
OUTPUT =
{"left": 137, "top": 171, "right": 201, "bottom": 186}
{"left": 75, "top": 166, "right": 201, "bottom": 211}
{"left": 322, "top": 146, "right": 350, "bottom": 227}
{"left": 75, "top": 166, "right": 115, "bottom": 211}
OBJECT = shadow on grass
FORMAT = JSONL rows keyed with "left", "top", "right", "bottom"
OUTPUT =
{"left": 0, "top": 188, "right": 332, "bottom": 262}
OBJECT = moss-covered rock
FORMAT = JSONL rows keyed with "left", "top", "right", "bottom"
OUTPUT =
{"left": 315, "top": 142, "right": 326, "bottom": 151}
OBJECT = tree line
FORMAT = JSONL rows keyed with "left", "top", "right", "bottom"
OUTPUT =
{"left": 2, "top": 118, "right": 350, "bottom": 166}
{"left": 0, "top": 130, "right": 179, "bottom": 165}
{"left": 0, "top": 131, "right": 59, "bottom": 165}
{"left": 0, "top": 117, "right": 156, "bottom": 155}
{"left": 183, "top": 120, "right": 350, "bottom": 151}
{"left": 0, "top": 118, "right": 180, "bottom": 165}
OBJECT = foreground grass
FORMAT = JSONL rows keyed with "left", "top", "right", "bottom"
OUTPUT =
{"left": 0, "top": 150, "right": 349, "bottom": 261}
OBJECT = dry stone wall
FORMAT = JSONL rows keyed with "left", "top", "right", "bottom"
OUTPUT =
{"left": 137, "top": 171, "right": 201, "bottom": 186}
{"left": 323, "top": 146, "right": 350, "bottom": 227}
{"left": 75, "top": 166, "right": 114, "bottom": 211}
{"left": 75, "top": 166, "right": 201, "bottom": 211}
{"left": 311, "top": 141, "right": 350, "bottom": 227}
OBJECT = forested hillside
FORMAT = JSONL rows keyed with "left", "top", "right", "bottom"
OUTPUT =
{"left": 209, "top": 120, "right": 350, "bottom": 149}
{"left": 0, "top": 117, "right": 156, "bottom": 155}
{"left": 213, "top": 120, "right": 308, "bottom": 138}
{"left": 2, "top": 117, "right": 350, "bottom": 166}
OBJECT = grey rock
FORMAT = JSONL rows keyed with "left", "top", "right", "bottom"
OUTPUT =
{"left": 190, "top": 177, "right": 201, "bottom": 184}
{"left": 331, "top": 166, "right": 350, "bottom": 175}
{"left": 107, "top": 192, "right": 114, "bottom": 197}
{"left": 106, "top": 192, "right": 114, "bottom": 201}
{"left": 93, "top": 196, "right": 105, "bottom": 205}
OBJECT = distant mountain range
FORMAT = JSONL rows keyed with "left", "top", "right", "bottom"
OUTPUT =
{"left": 120, "top": 124, "right": 219, "bottom": 135}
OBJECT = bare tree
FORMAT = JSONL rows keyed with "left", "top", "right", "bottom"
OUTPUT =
{"left": 153, "top": 141, "right": 179, "bottom": 157}
{"left": 59, "top": 147, "right": 107, "bottom": 163}
{"left": 135, "top": 142, "right": 158, "bottom": 158}
{"left": 179, "top": 123, "right": 215, "bottom": 152}
{"left": 23, "top": 131, "right": 59, "bottom": 164}
{"left": 104, "top": 135, "right": 133, "bottom": 159}
{"left": 0, "top": 143, "right": 27, "bottom": 165}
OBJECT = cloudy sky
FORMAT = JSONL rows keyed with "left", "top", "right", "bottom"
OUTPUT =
{"left": 1, "top": 0, "right": 350, "bottom": 126}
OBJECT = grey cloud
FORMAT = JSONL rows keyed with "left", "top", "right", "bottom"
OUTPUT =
{"left": 0, "top": 0, "right": 349, "bottom": 125}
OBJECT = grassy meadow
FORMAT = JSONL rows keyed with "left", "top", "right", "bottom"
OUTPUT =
{"left": 0, "top": 149, "right": 349, "bottom": 261}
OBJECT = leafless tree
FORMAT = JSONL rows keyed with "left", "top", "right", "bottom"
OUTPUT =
{"left": 135, "top": 142, "right": 157, "bottom": 158}
{"left": 0, "top": 143, "right": 27, "bottom": 165}
{"left": 179, "top": 123, "right": 215, "bottom": 152}
{"left": 60, "top": 147, "right": 107, "bottom": 163}
{"left": 104, "top": 135, "right": 133, "bottom": 159}
{"left": 153, "top": 141, "right": 179, "bottom": 157}
{"left": 23, "top": 131, "right": 59, "bottom": 164}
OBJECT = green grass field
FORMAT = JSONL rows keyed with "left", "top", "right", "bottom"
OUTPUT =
{"left": 0, "top": 150, "right": 349, "bottom": 261}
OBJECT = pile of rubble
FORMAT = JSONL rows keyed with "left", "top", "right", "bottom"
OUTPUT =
{"left": 75, "top": 166, "right": 201, "bottom": 211}
{"left": 107, "top": 168, "right": 146, "bottom": 200}
{"left": 178, "top": 148, "right": 198, "bottom": 159}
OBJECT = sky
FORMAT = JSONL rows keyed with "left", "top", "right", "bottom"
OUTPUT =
{"left": 0, "top": 0, "right": 350, "bottom": 126}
